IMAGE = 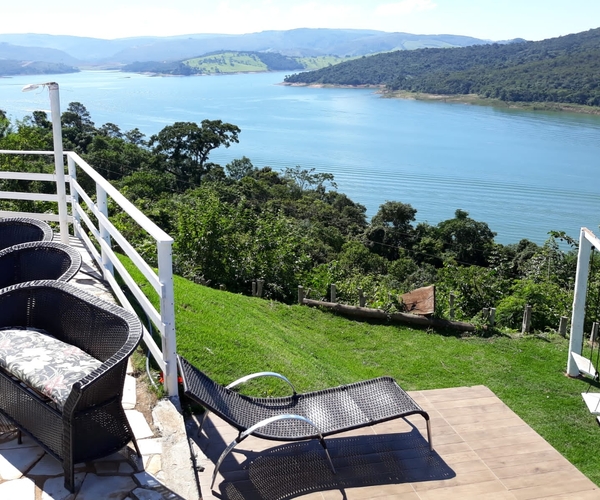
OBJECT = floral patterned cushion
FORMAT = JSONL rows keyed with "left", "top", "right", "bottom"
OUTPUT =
{"left": 0, "top": 328, "right": 102, "bottom": 409}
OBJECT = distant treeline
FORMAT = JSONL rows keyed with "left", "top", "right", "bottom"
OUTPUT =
{"left": 0, "top": 60, "right": 78, "bottom": 76}
{"left": 284, "top": 28, "right": 600, "bottom": 106}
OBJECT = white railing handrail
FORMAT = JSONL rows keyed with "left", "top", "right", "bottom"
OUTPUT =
{"left": 0, "top": 149, "right": 178, "bottom": 396}
{"left": 567, "top": 227, "right": 600, "bottom": 377}
{"left": 0, "top": 149, "right": 55, "bottom": 155}
{"left": 66, "top": 152, "right": 173, "bottom": 243}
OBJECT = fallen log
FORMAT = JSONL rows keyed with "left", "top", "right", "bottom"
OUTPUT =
{"left": 301, "top": 298, "right": 475, "bottom": 332}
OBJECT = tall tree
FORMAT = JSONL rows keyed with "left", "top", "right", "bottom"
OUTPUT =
{"left": 150, "top": 120, "right": 240, "bottom": 190}
{"left": 366, "top": 201, "right": 417, "bottom": 260}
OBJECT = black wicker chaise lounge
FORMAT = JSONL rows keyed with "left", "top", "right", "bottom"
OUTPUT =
{"left": 177, "top": 355, "right": 433, "bottom": 489}
{"left": 0, "top": 241, "right": 82, "bottom": 288}
{"left": 0, "top": 280, "right": 143, "bottom": 492}
{"left": 0, "top": 217, "right": 53, "bottom": 251}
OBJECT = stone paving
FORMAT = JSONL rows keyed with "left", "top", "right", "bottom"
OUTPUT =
{"left": 0, "top": 236, "right": 201, "bottom": 499}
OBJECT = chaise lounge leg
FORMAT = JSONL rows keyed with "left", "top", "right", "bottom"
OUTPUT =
{"left": 210, "top": 414, "right": 328, "bottom": 490}
{"left": 17, "top": 429, "right": 22, "bottom": 445}
{"left": 426, "top": 418, "right": 433, "bottom": 451}
{"left": 318, "top": 437, "right": 336, "bottom": 474}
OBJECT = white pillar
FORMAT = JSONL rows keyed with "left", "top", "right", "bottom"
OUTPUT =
{"left": 158, "top": 240, "right": 178, "bottom": 397}
{"left": 567, "top": 228, "right": 592, "bottom": 376}
{"left": 48, "top": 83, "right": 69, "bottom": 244}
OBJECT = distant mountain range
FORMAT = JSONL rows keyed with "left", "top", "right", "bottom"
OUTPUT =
{"left": 0, "top": 29, "right": 517, "bottom": 75}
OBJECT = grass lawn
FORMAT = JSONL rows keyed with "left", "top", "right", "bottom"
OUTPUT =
{"left": 123, "top": 258, "right": 600, "bottom": 486}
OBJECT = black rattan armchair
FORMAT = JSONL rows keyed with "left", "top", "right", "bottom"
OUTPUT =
{"left": 0, "top": 241, "right": 82, "bottom": 288}
{"left": 0, "top": 217, "right": 53, "bottom": 251}
{"left": 177, "top": 355, "right": 433, "bottom": 489}
{"left": 0, "top": 280, "right": 143, "bottom": 492}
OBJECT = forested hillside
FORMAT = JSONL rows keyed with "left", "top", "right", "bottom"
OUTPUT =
{"left": 284, "top": 28, "right": 600, "bottom": 106}
{"left": 122, "top": 51, "right": 348, "bottom": 75}
{"left": 2, "top": 104, "right": 596, "bottom": 335}
{"left": 0, "top": 60, "right": 78, "bottom": 76}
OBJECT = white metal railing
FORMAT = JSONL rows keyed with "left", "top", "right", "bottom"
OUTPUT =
{"left": 567, "top": 227, "right": 600, "bottom": 377}
{"left": 0, "top": 149, "right": 178, "bottom": 396}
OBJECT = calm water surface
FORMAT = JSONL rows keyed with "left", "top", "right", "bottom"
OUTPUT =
{"left": 1, "top": 70, "right": 599, "bottom": 245}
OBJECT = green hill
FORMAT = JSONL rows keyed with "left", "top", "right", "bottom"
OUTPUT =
{"left": 122, "top": 51, "right": 352, "bottom": 75}
{"left": 284, "top": 28, "right": 600, "bottom": 107}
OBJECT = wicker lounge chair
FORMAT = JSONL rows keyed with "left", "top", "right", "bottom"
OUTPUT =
{"left": 0, "top": 280, "right": 143, "bottom": 492}
{"left": 0, "top": 217, "right": 53, "bottom": 251}
{"left": 0, "top": 241, "right": 82, "bottom": 288}
{"left": 177, "top": 355, "right": 433, "bottom": 489}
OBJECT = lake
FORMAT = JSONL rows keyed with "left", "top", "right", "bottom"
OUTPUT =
{"left": 1, "top": 70, "right": 600, "bottom": 245}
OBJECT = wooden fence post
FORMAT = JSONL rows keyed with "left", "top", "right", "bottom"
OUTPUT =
{"left": 482, "top": 308, "right": 489, "bottom": 323}
{"left": 489, "top": 308, "right": 496, "bottom": 327}
{"left": 330, "top": 284, "right": 336, "bottom": 303}
{"left": 257, "top": 279, "right": 264, "bottom": 298}
{"left": 252, "top": 281, "right": 257, "bottom": 297}
{"left": 559, "top": 316, "right": 568, "bottom": 337}
{"left": 591, "top": 322, "right": 599, "bottom": 344}
{"left": 522, "top": 304, "right": 532, "bottom": 334}
{"left": 298, "top": 286, "right": 305, "bottom": 304}
{"left": 358, "top": 288, "right": 366, "bottom": 307}
{"left": 449, "top": 293, "right": 455, "bottom": 320}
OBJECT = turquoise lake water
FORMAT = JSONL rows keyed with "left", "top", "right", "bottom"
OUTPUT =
{"left": 1, "top": 70, "right": 599, "bottom": 245}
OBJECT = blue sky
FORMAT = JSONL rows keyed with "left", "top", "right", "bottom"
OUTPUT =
{"left": 6, "top": 0, "right": 600, "bottom": 41}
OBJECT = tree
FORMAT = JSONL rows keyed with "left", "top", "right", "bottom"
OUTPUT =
{"left": 282, "top": 166, "right": 337, "bottom": 195}
{"left": 0, "top": 110, "right": 11, "bottom": 138}
{"left": 226, "top": 156, "right": 255, "bottom": 180}
{"left": 61, "top": 102, "right": 96, "bottom": 152}
{"left": 150, "top": 120, "right": 240, "bottom": 190}
{"left": 436, "top": 209, "right": 496, "bottom": 266}
{"left": 365, "top": 201, "right": 417, "bottom": 260}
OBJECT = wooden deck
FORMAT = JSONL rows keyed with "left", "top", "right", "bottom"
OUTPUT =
{"left": 193, "top": 385, "right": 600, "bottom": 500}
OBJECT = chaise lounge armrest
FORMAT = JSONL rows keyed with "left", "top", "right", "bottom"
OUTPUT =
{"left": 226, "top": 371, "right": 297, "bottom": 394}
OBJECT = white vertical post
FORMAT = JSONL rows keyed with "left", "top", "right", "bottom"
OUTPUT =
{"left": 96, "top": 185, "right": 113, "bottom": 276}
{"left": 568, "top": 228, "right": 593, "bottom": 377}
{"left": 158, "top": 240, "right": 178, "bottom": 397}
{"left": 67, "top": 155, "right": 80, "bottom": 238}
{"left": 48, "top": 83, "right": 69, "bottom": 244}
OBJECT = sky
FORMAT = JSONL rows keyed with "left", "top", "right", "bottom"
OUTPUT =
{"left": 4, "top": 0, "right": 600, "bottom": 42}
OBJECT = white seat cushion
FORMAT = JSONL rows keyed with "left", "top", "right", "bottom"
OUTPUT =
{"left": 0, "top": 328, "right": 101, "bottom": 408}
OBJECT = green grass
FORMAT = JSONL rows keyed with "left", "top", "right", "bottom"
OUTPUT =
{"left": 184, "top": 52, "right": 268, "bottom": 74}
{"left": 120, "top": 256, "right": 600, "bottom": 486}
{"left": 296, "top": 55, "right": 356, "bottom": 70}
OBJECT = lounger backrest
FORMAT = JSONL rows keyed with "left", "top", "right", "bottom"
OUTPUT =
{"left": 178, "top": 355, "right": 252, "bottom": 432}
{"left": 0, "top": 242, "right": 82, "bottom": 288}
{"left": 0, "top": 218, "right": 53, "bottom": 250}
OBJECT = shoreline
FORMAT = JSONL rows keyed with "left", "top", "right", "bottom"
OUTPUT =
{"left": 281, "top": 82, "right": 600, "bottom": 115}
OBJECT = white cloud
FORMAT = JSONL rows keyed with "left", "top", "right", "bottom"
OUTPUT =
{"left": 375, "top": 0, "right": 437, "bottom": 17}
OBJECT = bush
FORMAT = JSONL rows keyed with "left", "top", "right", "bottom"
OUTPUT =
{"left": 495, "top": 279, "right": 572, "bottom": 332}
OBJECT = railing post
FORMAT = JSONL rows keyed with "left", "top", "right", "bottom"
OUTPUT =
{"left": 158, "top": 240, "right": 178, "bottom": 397}
{"left": 67, "top": 155, "right": 80, "bottom": 238}
{"left": 568, "top": 228, "right": 593, "bottom": 376}
{"left": 48, "top": 83, "right": 69, "bottom": 244}
{"left": 95, "top": 184, "right": 113, "bottom": 276}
